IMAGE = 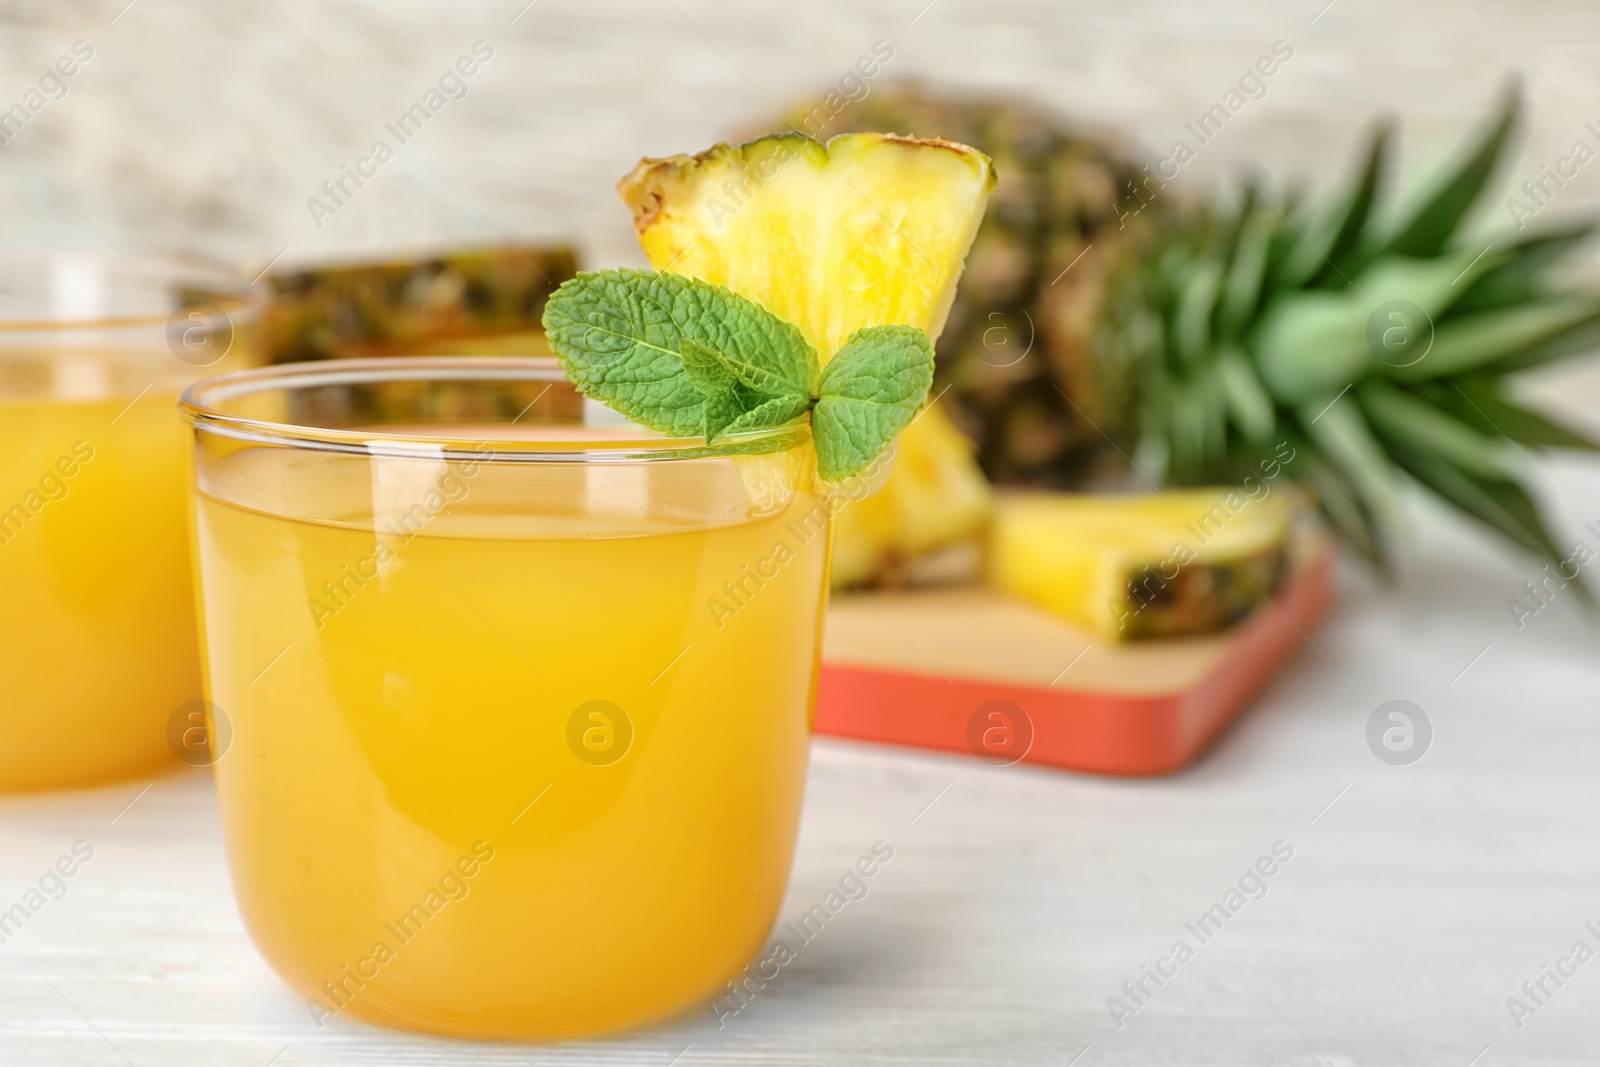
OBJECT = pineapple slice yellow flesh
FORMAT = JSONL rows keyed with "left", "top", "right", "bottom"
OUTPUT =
{"left": 989, "top": 489, "right": 1293, "bottom": 641}
{"left": 619, "top": 131, "right": 997, "bottom": 583}
{"left": 831, "top": 405, "right": 993, "bottom": 587}
{"left": 618, "top": 132, "right": 995, "bottom": 363}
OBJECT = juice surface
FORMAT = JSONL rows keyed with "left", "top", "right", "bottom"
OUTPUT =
{"left": 0, "top": 393, "right": 196, "bottom": 789}
{"left": 192, "top": 442, "right": 830, "bottom": 1038}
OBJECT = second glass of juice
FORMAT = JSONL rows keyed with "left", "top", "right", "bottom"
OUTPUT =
{"left": 183, "top": 357, "right": 832, "bottom": 1038}
{"left": 0, "top": 255, "right": 257, "bottom": 790}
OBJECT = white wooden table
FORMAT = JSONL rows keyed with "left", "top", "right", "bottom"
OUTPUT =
{"left": 4, "top": 460, "right": 1600, "bottom": 1066}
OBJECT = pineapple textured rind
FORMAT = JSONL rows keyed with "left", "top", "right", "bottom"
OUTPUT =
{"left": 989, "top": 489, "right": 1292, "bottom": 641}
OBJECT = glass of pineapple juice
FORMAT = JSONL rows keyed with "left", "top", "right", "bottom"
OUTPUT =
{"left": 182, "top": 357, "right": 832, "bottom": 1039}
{"left": 0, "top": 255, "right": 257, "bottom": 790}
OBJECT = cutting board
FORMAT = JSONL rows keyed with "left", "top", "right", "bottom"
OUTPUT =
{"left": 815, "top": 535, "right": 1335, "bottom": 776}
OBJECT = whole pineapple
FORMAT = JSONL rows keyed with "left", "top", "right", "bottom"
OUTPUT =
{"left": 822, "top": 84, "right": 1600, "bottom": 579}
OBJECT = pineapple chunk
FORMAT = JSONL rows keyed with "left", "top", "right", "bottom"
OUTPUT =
{"left": 989, "top": 489, "right": 1292, "bottom": 641}
{"left": 832, "top": 405, "right": 993, "bottom": 587}
{"left": 618, "top": 132, "right": 995, "bottom": 363}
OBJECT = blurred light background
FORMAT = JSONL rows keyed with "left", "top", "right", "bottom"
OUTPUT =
{"left": 3, "top": 0, "right": 1598, "bottom": 284}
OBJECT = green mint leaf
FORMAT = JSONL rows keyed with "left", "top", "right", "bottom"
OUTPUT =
{"left": 700, "top": 390, "right": 745, "bottom": 442}
{"left": 719, "top": 392, "right": 813, "bottom": 441}
{"left": 812, "top": 325, "right": 936, "bottom": 481}
{"left": 682, "top": 340, "right": 811, "bottom": 443}
{"left": 680, "top": 340, "right": 738, "bottom": 398}
{"left": 541, "top": 269, "right": 702, "bottom": 436}
{"left": 713, "top": 345, "right": 814, "bottom": 398}
{"left": 680, "top": 340, "right": 742, "bottom": 440}
{"left": 545, "top": 270, "right": 934, "bottom": 468}
{"left": 541, "top": 268, "right": 819, "bottom": 437}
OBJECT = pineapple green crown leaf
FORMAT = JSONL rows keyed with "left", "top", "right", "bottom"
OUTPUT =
{"left": 1301, "top": 116, "right": 1390, "bottom": 289}
{"left": 1128, "top": 79, "right": 1600, "bottom": 595}
{"left": 1378, "top": 81, "right": 1521, "bottom": 260}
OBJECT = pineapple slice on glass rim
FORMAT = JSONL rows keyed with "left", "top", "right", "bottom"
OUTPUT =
{"left": 619, "top": 132, "right": 998, "bottom": 583}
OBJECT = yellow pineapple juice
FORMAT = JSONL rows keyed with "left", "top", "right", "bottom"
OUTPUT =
{"left": 185, "top": 360, "right": 831, "bottom": 1038}
{"left": 0, "top": 256, "right": 256, "bottom": 790}
{"left": 0, "top": 393, "right": 198, "bottom": 788}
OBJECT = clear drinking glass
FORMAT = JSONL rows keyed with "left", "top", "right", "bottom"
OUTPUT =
{"left": 0, "top": 254, "right": 258, "bottom": 790}
{"left": 181, "top": 357, "right": 831, "bottom": 1039}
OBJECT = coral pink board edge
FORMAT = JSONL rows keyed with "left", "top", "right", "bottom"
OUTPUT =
{"left": 814, "top": 550, "right": 1335, "bottom": 776}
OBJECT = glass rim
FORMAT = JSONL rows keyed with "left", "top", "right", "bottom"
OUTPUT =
{"left": 178, "top": 356, "right": 811, "bottom": 464}
{"left": 0, "top": 253, "right": 263, "bottom": 333}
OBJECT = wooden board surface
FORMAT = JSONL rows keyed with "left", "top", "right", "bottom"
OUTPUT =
{"left": 825, "top": 586, "right": 1228, "bottom": 696}
{"left": 817, "top": 537, "right": 1335, "bottom": 774}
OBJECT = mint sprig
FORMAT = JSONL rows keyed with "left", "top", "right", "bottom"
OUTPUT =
{"left": 542, "top": 269, "right": 935, "bottom": 481}
{"left": 813, "top": 325, "right": 934, "bottom": 480}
